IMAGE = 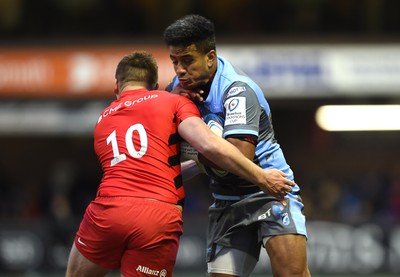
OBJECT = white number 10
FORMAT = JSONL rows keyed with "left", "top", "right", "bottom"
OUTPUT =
{"left": 106, "top": 123, "right": 148, "bottom": 166}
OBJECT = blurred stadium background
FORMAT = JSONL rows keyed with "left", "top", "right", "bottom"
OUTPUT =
{"left": 0, "top": 0, "right": 400, "bottom": 276}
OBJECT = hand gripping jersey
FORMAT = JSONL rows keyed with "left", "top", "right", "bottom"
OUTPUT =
{"left": 168, "top": 56, "right": 299, "bottom": 197}
{"left": 94, "top": 89, "right": 201, "bottom": 206}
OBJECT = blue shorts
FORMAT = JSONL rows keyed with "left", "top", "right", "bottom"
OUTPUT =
{"left": 206, "top": 191, "right": 307, "bottom": 262}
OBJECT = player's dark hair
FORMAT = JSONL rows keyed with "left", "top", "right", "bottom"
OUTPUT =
{"left": 115, "top": 51, "right": 158, "bottom": 90}
{"left": 163, "top": 14, "right": 216, "bottom": 54}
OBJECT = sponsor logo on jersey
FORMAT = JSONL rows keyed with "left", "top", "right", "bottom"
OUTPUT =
{"left": 258, "top": 200, "right": 287, "bottom": 221}
{"left": 224, "top": 97, "right": 246, "bottom": 125}
{"left": 123, "top": 94, "right": 158, "bottom": 107}
{"left": 257, "top": 208, "right": 273, "bottom": 220}
{"left": 227, "top": 98, "right": 240, "bottom": 111}
{"left": 77, "top": 237, "right": 87, "bottom": 246}
{"left": 226, "top": 86, "right": 246, "bottom": 98}
{"left": 136, "top": 265, "right": 166, "bottom": 276}
{"left": 98, "top": 94, "right": 159, "bottom": 122}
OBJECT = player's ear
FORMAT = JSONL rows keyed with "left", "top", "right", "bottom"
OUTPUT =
{"left": 114, "top": 79, "right": 119, "bottom": 98}
{"left": 206, "top": 50, "right": 216, "bottom": 68}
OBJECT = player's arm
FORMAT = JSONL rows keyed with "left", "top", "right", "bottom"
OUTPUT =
{"left": 178, "top": 116, "right": 294, "bottom": 199}
{"left": 226, "top": 138, "right": 255, "bottom": 158}
{"left": 198, "top": 135, "right": 256, "bottom": 169}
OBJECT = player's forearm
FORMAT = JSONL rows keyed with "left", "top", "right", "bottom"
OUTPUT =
{"left": 180, "top": 119, "right": 294, "bottom": 198}
{"left": 203, "top": 139, "right": 295, "bottom": 199}
{"left": 200, "top": 136, "right": 264, "bottom": 185}
{"left": 179, "top": 117, "right": 265, "bottom": 186}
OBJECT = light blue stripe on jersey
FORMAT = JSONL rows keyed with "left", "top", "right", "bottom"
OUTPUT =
{"left": 223, "top": 129, "right": 258, "bottom": 138}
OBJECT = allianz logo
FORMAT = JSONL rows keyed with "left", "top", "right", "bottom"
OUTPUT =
{"left": 136, "top": 265, "right": 167, "bottom": 276}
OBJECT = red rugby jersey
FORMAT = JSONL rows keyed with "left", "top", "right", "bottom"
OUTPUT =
{"left": 93, "top": 89, "right": 201, "bottom": 205}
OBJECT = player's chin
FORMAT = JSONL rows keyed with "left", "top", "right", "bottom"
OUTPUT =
{"left": 179, "top": 80, "right": 192, "bottom": 89}
{"left": 184, "top": 80, "right": 203, "bottom": 90}
{"left": 182, "top": 83, "right": 196, "bottom": 91}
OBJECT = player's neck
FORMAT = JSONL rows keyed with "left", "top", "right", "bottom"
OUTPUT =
{"left": 199, "top": 70, "right": 216, "bottom": 100}
{"left": 116, "top": 85, "right": 148, "bottom": 99}
{"left": 123, "top": 85, "right": 147, "bottom": 91}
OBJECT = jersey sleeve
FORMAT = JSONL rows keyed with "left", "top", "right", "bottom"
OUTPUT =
{"left": 222, "top": 81, "right": 261, "bottom": 138}
{"left": 175, "top": 95, "right": 201, "bottom": 123}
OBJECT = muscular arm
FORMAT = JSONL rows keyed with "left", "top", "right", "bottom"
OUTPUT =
{"left": 198, "top": 137, "right": 255, "bottom": 169}
{"left": 226, "top": 137, "right": 255, "bottom": 159}
{"left": 178, "top": 117, "right": 294, "bottom": 199}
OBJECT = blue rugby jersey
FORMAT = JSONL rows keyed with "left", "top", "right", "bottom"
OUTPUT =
{"left": 169, "top": 56, "right": 299, "bottom": 196}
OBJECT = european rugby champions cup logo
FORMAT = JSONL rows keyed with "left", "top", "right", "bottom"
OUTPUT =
{"left": 228, "top": 98, "right": 240, "bottom": 112}
{"left": 225, "top": 97, "right": 246, "bottom": 126}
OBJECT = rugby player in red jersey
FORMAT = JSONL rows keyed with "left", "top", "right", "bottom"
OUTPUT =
{"left": 66, "top": 51, "right": 294, "bottom": 277}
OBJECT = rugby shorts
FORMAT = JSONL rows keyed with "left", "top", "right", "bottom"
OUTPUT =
{"left": 74, "top": 196, "right": 183, "bottom": 277}
{"left": 206, "top": 192, "right": 307, "bottom": 262}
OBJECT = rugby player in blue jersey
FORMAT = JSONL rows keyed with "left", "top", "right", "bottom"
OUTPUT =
{"left": 163, "top": 14, "right": 311, "bottom": 277}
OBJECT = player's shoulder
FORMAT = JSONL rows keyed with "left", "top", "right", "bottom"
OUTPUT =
{"left": 152, "top": 89, "right": 179, "bottom": 99}
{"left": 152, "top": 89, "right": 168, "bottom": 95}
{"left": 155, "top": 90, "right": 197, "bottom": 110}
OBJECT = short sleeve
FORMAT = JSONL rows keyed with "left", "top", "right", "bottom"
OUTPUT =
{"left": 176, "top": 96, "right": 201, "bottom": 123}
